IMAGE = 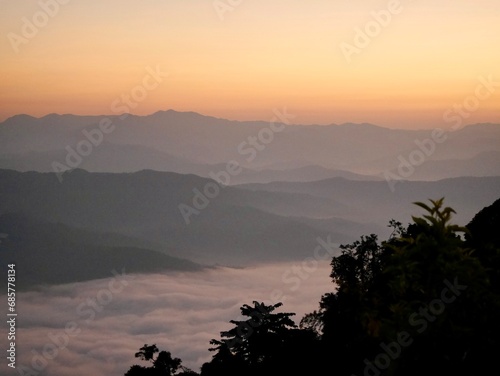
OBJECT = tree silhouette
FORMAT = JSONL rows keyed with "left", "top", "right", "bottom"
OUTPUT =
{"left": 307, "top": 198, "right": 500, "bottom": 376}
{"left": 135, "top": 344, "right": 160, "bottom": 363}
{"left": 125, "top": 344, "right": 196, "bottom": 376}
{"left": 307, "top": 233, "right": 389, "bottom": 374}
{"left": 466, "top": 197, "right": 500, "bottom": 289}
{"left": 125, "top": 198, "right": 500, "bottom": 376}
{"left": 202, "top": 301, "right": 319, "bottom": 375}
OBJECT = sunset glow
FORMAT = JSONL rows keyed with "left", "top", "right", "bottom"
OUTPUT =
{"left": 1, "top": 0, "right": 499, "bottom": 128}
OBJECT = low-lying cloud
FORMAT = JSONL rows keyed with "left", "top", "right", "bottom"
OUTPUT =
{"left": 2, "top": 261, "right": 333, "bottom": 376}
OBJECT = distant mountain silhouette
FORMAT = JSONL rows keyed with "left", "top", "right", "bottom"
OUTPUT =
{"left": 239, "top": 176, "right": 500, "bottom": 225}
{"left": 0, "top": 169, "right": 343, "bottom": 266}
{"left": 0, "top": 213, "right": 202, "bottom": 290}
{"left": 1, "top": 111, "right": 499, "bottom": 180}
{"left": 386, "top": 150, "right": 500, "bottom": 180}
{"left": 1, "top": 169, "right": 498, "bottom": 269}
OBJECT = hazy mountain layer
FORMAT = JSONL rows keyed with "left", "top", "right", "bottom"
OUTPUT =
{"left": 0, "top": 213, "right": 202, "bottom": 290}
{"left": 1, "top": 111, "right": 499, "bottom": 181}
{"left": 1, "top": 169, "right": 498, "bottom": 270}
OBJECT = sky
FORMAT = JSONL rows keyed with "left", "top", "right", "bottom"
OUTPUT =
{"left": 0, "top": 0, "right": 499, "bottom": 128}
{"left": 0, "top": 262, "right": 333, "bottom": 376}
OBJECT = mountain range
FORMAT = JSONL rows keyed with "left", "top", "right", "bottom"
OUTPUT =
{"left": 1, "top": 168, "right": 499, "bottom": 290}
{"left": 1, "top": 110, "right": 499, "bottom": 290}
{"left": 1, "top": 110, "right": 499, "bottom": 182}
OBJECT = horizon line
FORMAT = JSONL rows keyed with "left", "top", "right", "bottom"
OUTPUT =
{"left": 2, "top": 109, "right": 500, "bottom": 131}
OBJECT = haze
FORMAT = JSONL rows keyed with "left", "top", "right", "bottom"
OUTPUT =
{"left": 0, "top": 263, "right": 333, "bottom": 375}
{"left": 1, "top": 1, "right": 500, "bottom": 376}
{"left": 1, "top": 0, "right": 499, "bottom": 127}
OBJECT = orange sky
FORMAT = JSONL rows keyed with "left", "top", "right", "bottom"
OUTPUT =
{"left": 0, "top": 0, "right": 499, "bottom": 128}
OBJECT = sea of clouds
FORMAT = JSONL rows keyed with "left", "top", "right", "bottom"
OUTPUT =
{"left": 2, "top": 261, "right": 334, "bottom": 376}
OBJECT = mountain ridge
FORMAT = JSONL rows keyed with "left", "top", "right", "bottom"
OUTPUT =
{"left": 1, "top": 110, "right": 499, "bottom": 180}
{"left": 3, "top": 109, "right": 499, "bottom": 130}
{"left": 1, "top": 169, "right": 498, "bottom": 268}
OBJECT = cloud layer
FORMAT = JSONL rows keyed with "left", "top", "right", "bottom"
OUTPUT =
{"left": 2, "top": 261, "right": 333, "bottom": 376}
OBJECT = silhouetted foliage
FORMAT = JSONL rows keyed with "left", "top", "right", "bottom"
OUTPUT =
{"left": 202, "top": 301, "right": 321, "bottom": 376}
{"left": 309, "top": 198, "right": 500, "bottom": 375}
{"left": 125, "top": 344, "right": 197, "bottom": 376}
{"left": 371, "top": 199, "right": 494, "bottom": 375}
{"left": 126, "top": 198, "right": 500, "bottom": 376}
{"left": 466, "top": 198, "right": 500, "bottom": 249}
{"left": 466, "top": 197, "right": 500, "bottom": 290}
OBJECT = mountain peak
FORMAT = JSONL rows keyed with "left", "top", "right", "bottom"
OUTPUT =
{"left": 338, "top": 122, "right": 384, "bottom": 129}
{"left": 3, "top": 114, "right": 37, "bottom": 125}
